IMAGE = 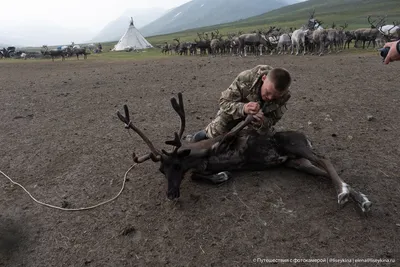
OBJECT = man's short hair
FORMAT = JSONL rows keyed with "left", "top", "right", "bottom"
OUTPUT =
{"left": 267, "top": 68, "right": 291, "bottom": 92}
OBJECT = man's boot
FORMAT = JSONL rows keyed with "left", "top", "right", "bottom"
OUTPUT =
{"left": 184, "top": 130, "right": 208, "bottom": 143}
{"left": 192, "top": 130, "right": 207, "bottom": 142}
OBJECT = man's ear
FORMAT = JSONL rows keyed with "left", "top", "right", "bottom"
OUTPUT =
{"left": 262, "top": 74, "right": 267, "bottom": 81}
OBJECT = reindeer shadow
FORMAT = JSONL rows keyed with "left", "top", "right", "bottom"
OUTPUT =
{"left": 0, "top": 217, "right": 26, "bottom": 263}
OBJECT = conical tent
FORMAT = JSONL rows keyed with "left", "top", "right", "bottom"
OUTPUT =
{"left": 112, "top": 17, "right": 153, "bottom": 51}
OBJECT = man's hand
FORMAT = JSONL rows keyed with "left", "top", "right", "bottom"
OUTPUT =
{"left": 250, "top": 110, "right": 265, "bottom": 128}
{"left": 384, "top": 41, "right": 400, "bottom": 64}
{"left": 244, "top": 102, "right": 260, "bottom": 115}
{"left": 252, "top": 109, "right": 264, "bottom": 122}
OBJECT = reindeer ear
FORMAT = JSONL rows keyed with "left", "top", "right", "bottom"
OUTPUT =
{"left": 178, "top": 149, "right": 191, "bottom": 158}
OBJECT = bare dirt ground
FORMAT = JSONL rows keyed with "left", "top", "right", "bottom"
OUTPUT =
{"left": 0, "top": 53, "right": 399, "bottom": 267}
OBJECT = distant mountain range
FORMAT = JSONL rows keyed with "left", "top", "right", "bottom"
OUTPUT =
{"left": 90, "top": 8, "right": 167, "bottom": 43}
{"left": 139, "top": 0, "right": 304, "bottom": 37}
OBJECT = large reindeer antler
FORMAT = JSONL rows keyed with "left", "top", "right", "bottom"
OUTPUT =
{"left": 162, "top": 132, "right": 183, "bottom": 156}
{"left": 163, "top": 93, "right": 185, "bottom": 151}
{"left": 377, "top": 15, "right": 387, "bottom": 27}
{"left": 368, "top": 15, "right": 386, "bottom": 29}
{"left": 309, "top": 9, "right": 315, "bottom": 19}
{"left": 340, "top": 22, "right": 348, "bottom": 30}
{"left": 368, "top": 15, "right": 377, "bottom": 28}
{"left": 162, "top": 93, "right": 191, "bottom": 157}
{"left": 264, "top": 26, "right": 276, "bottom": 36}
{"left": 170, "top": 92, "right": 185, "bottom": 140}
{"left": 117, "top": 105, "right": 161, "bottom": 163}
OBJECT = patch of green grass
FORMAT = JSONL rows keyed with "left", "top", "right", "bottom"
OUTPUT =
{"left": 0, "top": 48, "right": 178, "bottom": 63}
{"left": 0, "top": 48, "right": 381, "bottom": 65}
{"left": 88, "top": 48, "right": 170, "bottom": 60}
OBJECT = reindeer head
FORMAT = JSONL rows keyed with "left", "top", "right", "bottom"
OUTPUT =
{"left": 307, "top": 10, "right": 323, "bottom": 30}
{"left": 117, "top": 93, "right": 207, "bottom": 200}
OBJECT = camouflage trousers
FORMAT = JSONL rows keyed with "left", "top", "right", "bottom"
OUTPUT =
{"left": 204, "top": 110, "right": 275, "bottom": 138}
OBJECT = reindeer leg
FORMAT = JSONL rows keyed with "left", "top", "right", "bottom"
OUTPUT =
{"left": 285, "top": 158, "right": 327, "bottom": 177}
{"left": 285, "top": 157, "right": 372, "bottom": 213}
{"left": 310, "top": 154, "right": 373, "bottom": 211}
{"left": 302, "top": 153, "right": 350, "bottom": 206}
{"left": 348, "top": 187, "right": 372, "bottom": 213}
{"left": 276, "top": 132, "right": 352, "bottom": 207}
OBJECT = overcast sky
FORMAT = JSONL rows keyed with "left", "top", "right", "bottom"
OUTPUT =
{"left": 1, "top": 0, "right": 191, "bottom": 32}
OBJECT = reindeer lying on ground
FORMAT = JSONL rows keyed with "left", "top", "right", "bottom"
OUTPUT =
{"left": 117, "top": 93, "right": 372, "bottom": 214}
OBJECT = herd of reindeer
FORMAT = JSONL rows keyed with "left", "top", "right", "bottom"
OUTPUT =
{"left": 159, "top": 11, "right": 400, "bottom": 57}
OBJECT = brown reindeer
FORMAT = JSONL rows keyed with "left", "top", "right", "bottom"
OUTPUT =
{"left": 353, "top": 16, "right": 383, "bottom": 49}
{"left": 117, "top": 93, "right": 372, "bottom": 214}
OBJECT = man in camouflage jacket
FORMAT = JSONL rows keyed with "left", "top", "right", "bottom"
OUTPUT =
{"left": 189, "top": 65, "right": 292, "bottom": 142}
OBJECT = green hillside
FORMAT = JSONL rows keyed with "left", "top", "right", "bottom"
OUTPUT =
{"left": 143, "top": 0, "right": 399, "bottom": 45}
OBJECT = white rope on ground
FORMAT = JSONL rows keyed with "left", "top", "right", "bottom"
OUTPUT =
{"left": 0, "top": 163, "right": 137, "bottom": 211}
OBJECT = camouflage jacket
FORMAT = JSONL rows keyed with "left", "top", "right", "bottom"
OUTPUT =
{"left": 219, "top": 64, "right": 291, "bottom": 132}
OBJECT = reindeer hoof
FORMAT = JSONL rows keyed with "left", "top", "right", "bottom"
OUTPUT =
{"left": 359, "top": 193, "right": 372, "bottom": 213}
{"left": 361, "top": 200, "right": 372, "bottom": 213}
{"left": 338, "top": 192, "right": 349, "bottom": 206}
{"left": 211, "top": 172, "right": 232, "bottom": 184}
{"left": 338, "top": 184, "right": 350, "bottom": 206}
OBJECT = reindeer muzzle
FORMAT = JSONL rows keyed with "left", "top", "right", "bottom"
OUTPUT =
{"left": 167, "top": 189, "right": 180, "bottom": 200}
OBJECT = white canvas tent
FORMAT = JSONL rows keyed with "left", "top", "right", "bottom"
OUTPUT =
{"left": 112, "top": 17, "right": 153, "bottom": 51}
